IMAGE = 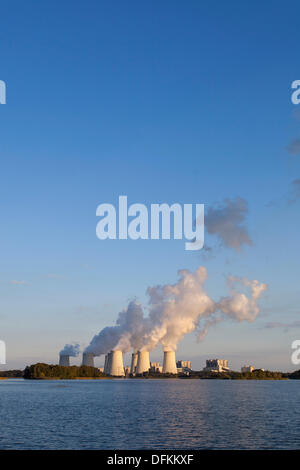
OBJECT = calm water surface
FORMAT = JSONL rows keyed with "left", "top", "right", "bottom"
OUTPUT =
{"left": 0, "top": 379, "right": 299, "bottom": 449}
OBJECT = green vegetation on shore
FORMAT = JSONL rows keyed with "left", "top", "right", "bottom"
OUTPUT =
{"left": 187, "top": 369, "right": 287, "bottom": 380}
{"left": 24, "top": 363, "right": 104, "bottom": 379}
{"left": 136, "top": 369, "right": 288, "bottom": 380}
{"left": 0, "top": 364, "right": 298, "bottom": 380}
{"left": 0, "top": 370, "right": 23, "bottom": 378}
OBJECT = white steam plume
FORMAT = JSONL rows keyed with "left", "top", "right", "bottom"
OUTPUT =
{"left": 143, "top": 267, "right": 215, "bottom": 351}
{"left": 85, "top": 267, "right": 267, "bottom": 355}
{"left": 60, "top": 343, "right": 80, "bottom": 357}
{"left": 218, "top": 276, "right": 268, "bottom": 322}
{"left": 84, "top": 325, "right": 121, "bottom": 355}
{"left": 84, "top": 300, "right": 146, "bottom": 355}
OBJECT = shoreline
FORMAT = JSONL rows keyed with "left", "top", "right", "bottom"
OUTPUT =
{"left": 21, "top": 376, "right": 290, "bottom": 381}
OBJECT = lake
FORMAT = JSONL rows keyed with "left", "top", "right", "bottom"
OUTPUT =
{"left": 0, "top": 379, "right": 299, "bottom": 449}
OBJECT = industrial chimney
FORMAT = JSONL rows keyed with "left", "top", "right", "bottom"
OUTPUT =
{"left": 82, "top": 352, "right": 95, "bottom": 367}
{"left": 108, "top": 350, "right": 125, "bottom": 376}
{"left": 130, "top": 351, "right": 138, "bottom": 375}
{"left": 59, "top": 354, "right": 70, "bottom": 366}
{"left": 136, "top": 350, "right": 150, "bottom": 375}
{"left": 163, "top": 350, "right": 177, "bottom": 374}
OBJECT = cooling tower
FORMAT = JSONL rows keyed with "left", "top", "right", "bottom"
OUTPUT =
{"left": 106, "top": 351, "right": 113, "bottom": 374}
{"left": 104, "top": 354, "right": 109, "bottom": 374}
{"left": 163, "top": 350, "right": 177, "bottom": 374}
{"left": 136, "top": 350, "right": 150, "bottom": 374}
{"left": 59, "top": 354, "right": 70, "bottom": 366}
{"left": 108, "top": 350, "right": 125, "bottom": 376}
{"left": 82, "top": 352, "right": 95, "bottom": 367}
{"left": 130, "top": 352, "right": 138, "bottom": 375}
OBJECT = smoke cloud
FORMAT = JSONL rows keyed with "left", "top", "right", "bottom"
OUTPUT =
{"left": 289, "top": 179, "right": 300, "bottom": 204}
{"left": 85, "top": 267, "right": 267, "bottom": 355}
{"left": 286, "top": 138, "right": 300, "bottom": 155}
{"left": 60, "top": 343, "right": 80, "bottom": 357}
{"left": 205, "top": 197, "right": 252, "bottom": 251}
{"left": 84, "top": 300, "right": 146, "bottom": 355}
{"left": 264, "top": 321, "right": 300, "bottom": 330}
{"left": 143, "top": 267, "right": 215, "bottom": 351}
{"left": 218, "top": 276, "right": 268, "bottom": 322}
{"left": 84, "top": 325, "right": 121, "bottom": 355}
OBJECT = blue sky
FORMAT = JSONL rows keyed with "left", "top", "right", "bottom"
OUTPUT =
{"left": 1, "top": 0, "right": 300, "bottom": 370}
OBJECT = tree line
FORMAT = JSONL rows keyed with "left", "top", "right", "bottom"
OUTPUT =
{"left": 23, "top": 363, "right": 103, "bottom": 379}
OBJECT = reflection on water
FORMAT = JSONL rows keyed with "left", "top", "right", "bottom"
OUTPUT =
{"left": 0, "top": 379, "right": 299, "bottom": 449}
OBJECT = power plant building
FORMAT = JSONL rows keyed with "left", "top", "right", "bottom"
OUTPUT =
{"left": 150, "top": 362, "right": 162, "bottom": 373}
{"left": 204, "top": 359, "right": 229, "bottom": 372}
{"left": 176, "top": 360, "right": 191, "bottom": 369}
{"left": 241, "top": 365, "right": 254, "bottom": 373}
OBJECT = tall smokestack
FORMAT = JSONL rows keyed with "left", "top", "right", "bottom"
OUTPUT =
{"left": 59, "top": 354, "right": 70, "bottom": 366}
{"left": 136, "top": 350, "right": 150, "bottom": 374}
{"left": 82, "top": 352, "right": 95, "bottom": 367}
{"left": 108, "top": 350, "right": 125, "bottom": 376}
{"left": 163, "top": 350, "right": 177, "bottom": 374}
{"left": 130, "top": 352, "right": 138, "bottom": 375}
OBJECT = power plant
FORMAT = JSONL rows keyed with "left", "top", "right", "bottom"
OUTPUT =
{"left": 57, "top": 345, "right": 193, "bottom": 376}
{"left": 60, "top": 266, "right": 266, "bottom": 379}
{"left": 82, "top": 352, "right": 95, "bottom": 367}
{"left": 57, "top": 346, "right": 261, "bottom": 378}
{"left": 59, "top": 354, "right": 70, "bottom": 366}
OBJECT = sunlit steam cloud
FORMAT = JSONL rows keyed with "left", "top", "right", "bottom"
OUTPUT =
{"left": 85, "top": 267, "right": 267, "bottom": 356}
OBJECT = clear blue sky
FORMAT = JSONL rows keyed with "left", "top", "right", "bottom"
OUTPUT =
{"left": 1, "top": 0, "right": 300, "bottom": 370}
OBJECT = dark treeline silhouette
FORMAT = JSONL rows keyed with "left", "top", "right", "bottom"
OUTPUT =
{"left": 187, "top": 369, "right": 286, "bottom": 380}
{"left": 24, "top": 363, "right": 103, "bottom": 379}
{"left": 5, "top": 363, "right": 300, "bottom": 380}
{"left": 288, "top": 369, "right": 300, "bottom": 379}
{"left": 0, "top": 370, "right": 23, "bottom": 378}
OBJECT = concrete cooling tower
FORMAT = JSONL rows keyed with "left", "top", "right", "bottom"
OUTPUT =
{"left": 82, "top": 352, "right": 95, "bottom": 367}
{"left": 59, "top": 354, "right": 70, "bottom": 366}
{"left": 163, "top": 351, "right": 177, "bottom": 374}
{"left": 104, "top": 353, "right": 109, "bottom": 374}
{"left": 130, "top": 352, "right": 138, "bottom": 375}
{"left": 105, "top": 351, "right": 113, "bottom": 374}
{"left": 136, "top": 350, "right": 150, "bottom": 374}
{"left": 108, "top": 350, "right": 125, "bottom": 376}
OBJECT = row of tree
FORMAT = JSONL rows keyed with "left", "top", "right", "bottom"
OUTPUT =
{"left": 2, "top": 364, "right": 300, "bottom": 379}
{"left": 188, "top": 369, "right": 287, "bottom": 380}
{"left": 0, "top": 369, "right": 23, "bottom": 378}
{"left": 24, "top": 363, "right": 103, "bottom": 379}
